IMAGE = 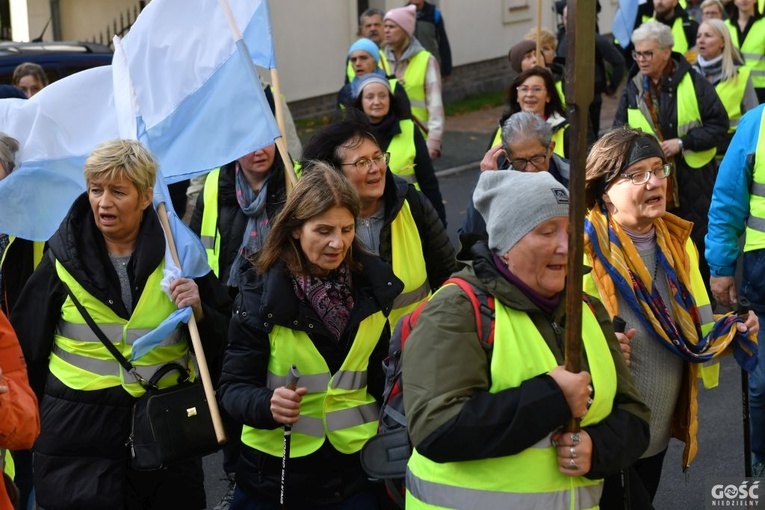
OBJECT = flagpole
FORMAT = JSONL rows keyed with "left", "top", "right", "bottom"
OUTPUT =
{"left": 156, "top": 202, "right": 227, "bottom": 444}
{"left": 218, "top": 0, "right": 297, "bottom": 192}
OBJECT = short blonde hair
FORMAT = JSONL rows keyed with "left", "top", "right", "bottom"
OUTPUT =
{"left": 83, "top": 139, "right": 157, "bottom": 199}
{"left": 524, "top": 28, "right": 558, "bottom": 50}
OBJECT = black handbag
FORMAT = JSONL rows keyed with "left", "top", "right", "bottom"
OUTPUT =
{"left": 65, "top": 288, "right": 221, "bottom": 470}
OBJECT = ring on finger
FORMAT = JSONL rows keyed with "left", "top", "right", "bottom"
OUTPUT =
{"left": 587, "top": 384, "right": 593, "bottom": 395}
{"left": 567, "top": 458, "right": 578, "bottom": 470}
{"left": 571, "top": 432, "right": 581, "bottom": 445}
{"left": 570, "top": 446, "right": 577, "bottom": 459}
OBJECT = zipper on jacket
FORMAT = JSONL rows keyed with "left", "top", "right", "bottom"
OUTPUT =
{"left": 550, "top": 320, "right": 564, "bottom": 354}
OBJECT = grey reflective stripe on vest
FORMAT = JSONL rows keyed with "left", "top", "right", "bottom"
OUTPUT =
{"left": 751, "top": 69, "right": 765, "bottom": 78}
{"left": 330, "top": 370, "right": 368, "bottom": 390}
{"left": 52, "top": 345, "right": 180, "bottom": 381}
{"left": 266, "top": 371, "right": 330, "bottom": 393}
{"left": 397, "top": 173, "right": 416, "bottom": 184}
{"left": 743, "top": 53, "right": 764, "bottom": 62}
{"left": 747, "top": 215, "right": 765, "bottom": 232}
{"left": 410, "top": 99, "right": 427, "bottom": 109}
{"left": 699, "top": 303, "right": 714, "bottom": 327}
{"left": 326, "top": 401, "right": 378, "bottom": 431}
{"left": 406, "top": 469, "right": 602, "bottom": 509}
{"left": 678, "top": 119, "right": 702, "bottom": 136}
{"left": 392, "top": 279, "right": 430, "bottom": 310}
{"left": 200, "top": 235, "right": 215, "bottom": 249}
{"left": 291, "top": 415, "right": 325, "bottom": 438}
{"left": 56, "top": 320, "right": 183, "bottom": 347}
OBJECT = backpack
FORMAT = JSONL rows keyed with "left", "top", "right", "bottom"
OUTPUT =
{"left": 360, "top": 277, "right": 495, "bottom": 508}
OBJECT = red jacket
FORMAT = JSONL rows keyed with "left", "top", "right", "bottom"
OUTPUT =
{"left": 0, "top": 309, "right": 39, "bottom": 510}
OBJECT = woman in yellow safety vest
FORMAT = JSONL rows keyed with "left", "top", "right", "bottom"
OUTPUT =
{"left": 351, "top": 74, "right": 447, "bottom": 227}
{"left": 217, "top": 165, "right": 403, "bottom": 509}
{"left": 726, "top": 0, "right": 765, "bottom": 102}
{"left": 692, "top": 19, "right": 758, "bottom": 155}
{"left": 583, "top": 128, "right": 759, "bottom": 507}
{"left": 403, "top": 170, "right": 650, "bottom": 510}
{"left": 9, "top": 139, "right": 232, "bottom": 510}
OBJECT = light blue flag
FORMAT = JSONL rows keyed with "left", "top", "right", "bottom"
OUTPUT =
{"left": 0, "top": 0, "right": 281, "bottom": 240}
{"left": 613, "top": 0, "right": 639, "bottom": 49}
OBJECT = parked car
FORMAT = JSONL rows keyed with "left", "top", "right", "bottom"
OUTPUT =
{"left": 0, "top": 41, "right": 112, "bottom": 85}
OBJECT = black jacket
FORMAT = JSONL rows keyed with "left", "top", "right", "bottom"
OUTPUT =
{"left": 0, "top": 237, "right": 39, "bottom": 315}
{"left": 218, "top": 252, "right": 403, "bottom": 505}
{"left": 380, "top": 173, "right": 456, "bottom": 291}
{"left": 369, "top": 113, "right": 447, "bottom": 227}
{"left": 189, "top": 158, "right": 287, "bottom": 289}
{"left": 10, "top": 194, "right": 232, "bottom": 510}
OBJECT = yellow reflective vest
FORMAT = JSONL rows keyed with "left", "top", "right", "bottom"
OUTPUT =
{"left": 50, "top": 260, "right": 190, "bottom": 398}
{"left": 388, "top": 200, "right": 431, "bottom": 329}
{"left": 726, "top": 18, "right": 765, "bottom": 89}
{"left": 642, "top": 15, "right": 693, "bottom": 54}
{"left": 397, "top": 50, "right": 431, "bottom": 136}
{"left": 715, "top": 66, "right": 751, "bottom": 134}
{"left": 745, "top": 107, "right": 765, "bottom": 253}
{"left": 387, "top": 119, "right": 419, "bottom": 189}
{"left": 626, "top": 73, "right": 716, "bottom": 168}
{"left": 200, "top": 168, "right": 223, "bottom": 277}
{"left": 406, "top": 299, "right": 617, "bottom": 509}
{"left": 241, "top": 311, "right": 388, "bottom": 456}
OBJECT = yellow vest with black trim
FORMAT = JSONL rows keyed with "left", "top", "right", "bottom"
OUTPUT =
{"left": 715, "top": 66, "right": 751, "bottom": 133}
{"left": 399, "top": 50, "right": 432, "bottom": 134}
{"left": 626, "top": 73, "right": 716, "bottom": 168}
{"left": 241, "top": 311, "right": 388, "bottom": 456}
{"left": 0, "top": 237, "right": 44, "bottom": 269}
{"left": 406, "top": 299, "right": 617, "bottom": 509}
{"left": 50, "top": 260, "right": 190, "bottom": 398}
{"left": 744, "top": 107, "right": 765, "bottom": 253}
{"left": 388, "top": 200, "right": 430, "bottom": 329}
{"left": 387, "top": 119, "right": 419, "bottom": 189}
{"left": 200, "top": 168, "right": 222, "bottom": 277}
{"left": 1, "top": 448, "right": 13, "bottom": 481}
{"left": 551, "top": 124, "right": 567, "bottom": 158}
{"left": 642, "top": 15, "right": 692, "bottom": 54}
{"left": 726, "top": 18, "right": 765, "bottom": 89}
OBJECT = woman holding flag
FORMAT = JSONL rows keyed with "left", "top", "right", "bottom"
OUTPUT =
{"left": 583, "top": 128, "right": 759, "bottom": 507}
{"left": 10, "top": 139, "right": 231, "bottom": 509}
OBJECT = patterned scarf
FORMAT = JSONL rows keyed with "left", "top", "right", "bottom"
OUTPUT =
{"left": 584, "top": 204, "right": 758, "bottom": 371}
{"left": 227, "top": 163, "right": 272, "bottom": 287}
{"left": 291, "top": 263, "right": 355, "bottom": 341}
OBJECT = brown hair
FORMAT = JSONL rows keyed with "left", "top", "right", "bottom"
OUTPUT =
{"left": 255, "top": 162, "right": 365, "bottom": 276}
{"left": 585, "top": 127, "right": 665, "bottom": 209}
{"left": 12, "top": 62, "right": 48, "bottom": 87}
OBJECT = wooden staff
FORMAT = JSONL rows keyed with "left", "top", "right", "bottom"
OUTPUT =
{"left": 156, "top": 202, "right": 226, "bottom": 444}
{"left": 563, "top": 0, "right": 595, "bottom": 432}
{"left": 535, "top": 0, "right": 544, "bottom": 65}
{"left": 218, "top": 0, "right": 298, "bottom": 193}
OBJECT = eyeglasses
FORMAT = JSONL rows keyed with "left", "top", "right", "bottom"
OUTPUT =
{"left": 509, "top": 150, "right": 549, "bottom": 171}
{"left": 619, "top": 163, "right": 672, "bottom": 185}
{"left": 631, "top": 50, "right": 655, "bottom": 61}
{"left": 341, "top": 152, "right": 390, "bottom": 172}
{"left": 516, "top": 86, "right": 546, "bottom": 95}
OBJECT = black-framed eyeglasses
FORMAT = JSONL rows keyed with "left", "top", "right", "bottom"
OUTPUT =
{"left": 341, "top": 152, "right": 390, "bottom": 172}
{"left": 631, "top": 50, "right": 655, "bottom": 61}
{"left": 619, "top": 163, "right": 672, "bottom": 185}
{"left": 510, "top": 150, "right": 549, "bottom": 171}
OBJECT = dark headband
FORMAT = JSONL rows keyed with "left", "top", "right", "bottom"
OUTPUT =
{"left": 592, "top": 134, "right": 666, "bottom": 201}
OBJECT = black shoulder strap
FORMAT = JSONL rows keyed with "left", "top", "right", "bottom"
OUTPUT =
{"left": 64, "top": 286, "right": 140, "bottom": 380}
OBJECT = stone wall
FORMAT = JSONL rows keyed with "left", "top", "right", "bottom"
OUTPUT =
{"left": 287, "top": 56, "right": 516, "bottom": 122}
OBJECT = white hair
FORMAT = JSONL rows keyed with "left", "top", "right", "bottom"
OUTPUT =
{"left": 632, "top": 21, "right": 674, "bottom": 49}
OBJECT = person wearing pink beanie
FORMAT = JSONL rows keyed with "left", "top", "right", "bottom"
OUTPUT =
{"left": 383, "top": 4, "right": 444, "bottom": 160}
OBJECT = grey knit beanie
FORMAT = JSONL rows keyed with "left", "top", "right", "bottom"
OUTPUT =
{"left": 473, "top": 171, "right": 569, "bottom": 255}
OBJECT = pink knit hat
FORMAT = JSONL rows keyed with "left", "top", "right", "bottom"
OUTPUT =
{"left": 384, "top": 5, "right": 417, "bottom": 36}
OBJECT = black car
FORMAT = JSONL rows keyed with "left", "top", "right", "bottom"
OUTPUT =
{"left": 0, "top": 41, "right": 112, "bottom": 85}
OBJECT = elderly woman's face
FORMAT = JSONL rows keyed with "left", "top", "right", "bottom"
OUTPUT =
{"left": 634, "top": 40, "right": 672, "bottom": 81}
{"left": 516, "top": 75, "right": 550, "bottom": 116}
{"left": 502, "top": 217, "right": 568, "bottom": 298}
{"left": 603, "top": 156, "right": 667, "bottom": 233}
{"left": 361, "top": 82, "right": 391, "bottom": 123}
{"left": 293, "top": 205, "right": 355, "bottom": 276}
{"left": 88, "top": 174, "right": 152, "bottom": 245}
{"left": 696, "top": 23, "right": 724, "bottom": 60}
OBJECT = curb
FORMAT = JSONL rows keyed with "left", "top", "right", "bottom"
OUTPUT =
{"left": 435, "top": 160, "right": 480, "bottom": 177}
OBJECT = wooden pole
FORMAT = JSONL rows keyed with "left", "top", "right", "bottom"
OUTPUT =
{"left": 563, "top": 0, "right": 595, "bottom": 432}
{"left": 218, "top": 0, "right": 297, "bottom": 192}
{"left": 156, "top": 202, "right": 226, "bottom": 444}
{"left": 535, "top": 0, "right": 543, "bottom": 65}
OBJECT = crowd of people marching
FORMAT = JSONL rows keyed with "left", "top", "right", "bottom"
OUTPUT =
{"left": 2, "top": 0, "right": 765, "bottom": 509}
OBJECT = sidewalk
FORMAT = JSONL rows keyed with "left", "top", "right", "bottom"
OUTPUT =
{"left": 435, "top": 90, "right": 622, "bottom": 174}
